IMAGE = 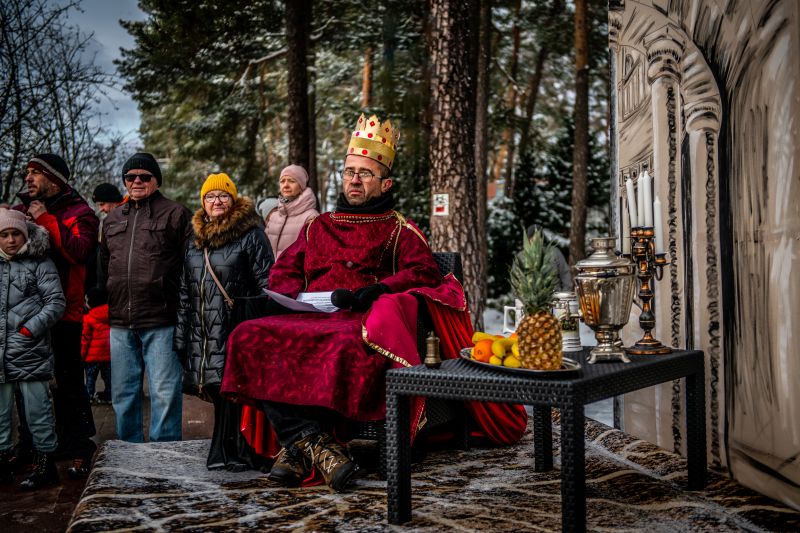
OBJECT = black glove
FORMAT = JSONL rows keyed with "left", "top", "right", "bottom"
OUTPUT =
{"left": 351, "top": 283, "right": 390, "bottom": 312}
{"left": 331, "top": 288, "right": 354, "bottom": 309}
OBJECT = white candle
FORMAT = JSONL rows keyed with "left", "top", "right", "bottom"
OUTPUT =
{"left": 643, "top": 171, "right": 653, "bottom": 227}
{"left": 636, "top": 175, "right": 645, "bottom": 228}
{"left": 622, "top": 232, "right": 630, "bottom": 254}
{"left": 625, "top": 178, "right": 638, "bottom": 228}
{"left": 653, "top": 196, "right": 664, "bottom": 254}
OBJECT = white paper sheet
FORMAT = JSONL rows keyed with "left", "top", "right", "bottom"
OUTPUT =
{"left": 296, "top": 292, "right": 338, "bottom": 313}
{"left": 264, "top": 290, "right": 337, "bottom": 313}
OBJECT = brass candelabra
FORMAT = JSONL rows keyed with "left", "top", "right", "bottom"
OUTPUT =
{"left": 625, "top": 227, "right": 672, "bottom": 355}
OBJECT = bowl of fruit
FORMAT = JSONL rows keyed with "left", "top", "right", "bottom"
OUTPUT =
{"left": 461, "top": 331, "right": 581, "bottom": 377}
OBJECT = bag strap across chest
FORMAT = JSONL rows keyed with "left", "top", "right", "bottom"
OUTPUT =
{"left": 203, "top": 248, "right": 234, "bottom": 309}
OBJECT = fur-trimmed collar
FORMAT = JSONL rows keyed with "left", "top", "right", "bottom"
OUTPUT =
{"left": 20, "top": 222, "right": 50, "bottom": 258}
{"left": 193, "top": 196, "right": 261, "bottom": 249}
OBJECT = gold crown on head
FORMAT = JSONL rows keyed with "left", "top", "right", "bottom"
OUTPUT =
{"left": 347, "top": 114, "right": 401, "bottom": 169}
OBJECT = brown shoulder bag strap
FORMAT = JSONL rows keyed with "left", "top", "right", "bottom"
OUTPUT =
{"left": 203, "top": 248, "right": 234, "bottom": 309}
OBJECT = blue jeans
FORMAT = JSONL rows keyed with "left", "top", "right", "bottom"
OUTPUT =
{"left": 110, "top": 326, "right": 182, "bottom": 442}
{"left": 85, "top": 362, "right": 112, "bottom": 399}
{"left": 0, "top": 381, "right": 57, "bottom": 453}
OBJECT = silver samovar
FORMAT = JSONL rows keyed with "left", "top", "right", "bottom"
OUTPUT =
{"left": 574, "top": 237, "right": 636, "bottom": 363}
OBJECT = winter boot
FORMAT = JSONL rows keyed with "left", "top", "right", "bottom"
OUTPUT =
{"left": 296, "top": 433, "right": 359, "bottom": 492}
{"left": 67, "top": 454, "right": 93, "bottom": 479}
{"left": 19, "top": 450, "right": 59, "bottom": 490}
{"left": 8, "top": 441, "right": 33, "bottom": 473}
{"left": 267, "top": 446, "right": 309, "bottom": 487}
{"left": 0, "top": 449, "right": 13, "bottom": 483}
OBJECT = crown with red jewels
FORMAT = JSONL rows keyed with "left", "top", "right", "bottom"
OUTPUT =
{"left": 346, "top": 114, "right": 401, "bottom": 169}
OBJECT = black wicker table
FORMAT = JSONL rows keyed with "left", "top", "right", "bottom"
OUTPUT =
{"left": 385, "top": 348, "right": 706, "bottom": 533}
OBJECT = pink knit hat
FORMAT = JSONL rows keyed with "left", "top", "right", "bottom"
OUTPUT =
{"left": 0, "top": 208, "right": 28, "bottom": 239}
{"left": 279, "top": 165, "right": 309, "bottom": 190}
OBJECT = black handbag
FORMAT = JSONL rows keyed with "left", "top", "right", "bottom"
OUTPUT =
{"left": 204, "top": 248, "right": 269, "bottom": 327}
{"left": 230, "top": 294, "right": 270, "bottom": 327}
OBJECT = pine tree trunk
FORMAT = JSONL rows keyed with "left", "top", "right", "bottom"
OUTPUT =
{"left": 490, "top": 0, "right": 521, "bottom": 187}
{"left": 308, "top": 52, "right": 318, "bottom": 194}
{"left": 380, "top": 12, "right": 397, "bottom": 113}
{"left": 569, "top": 0, "right": 590, "bottom": 263}
{"left": 474, "top": 0, "right": 491, "bottom": 317}
{"left": 429, "top": 0, "right": 484, "bottom": 330}
{"left": 510, "top": 45, "right": 548, "bottom": 199}
{"left": 285, "top": 0, "right": 311, "bottom": 179}
{"left": 362, "top": 47, "right": 372, "bottom": 108}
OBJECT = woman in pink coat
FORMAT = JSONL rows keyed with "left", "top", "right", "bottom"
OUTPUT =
{"left": 265, "top": 165, "right": 319, "bottom": 259}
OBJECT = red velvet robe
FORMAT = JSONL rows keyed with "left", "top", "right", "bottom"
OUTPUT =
{"left": 220, "top": 210, "right": 442, "bottom": 420}
{"left": 222, "top": 210, "right": 528, "bottom": 458}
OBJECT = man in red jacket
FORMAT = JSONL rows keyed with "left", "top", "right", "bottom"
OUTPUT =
{"left": 13, "top": 153, "right": 100, "bottom": 478}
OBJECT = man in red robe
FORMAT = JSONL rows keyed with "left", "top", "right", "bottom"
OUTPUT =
{"left": 222, "top": 115, "right": 444, "bottom": 491}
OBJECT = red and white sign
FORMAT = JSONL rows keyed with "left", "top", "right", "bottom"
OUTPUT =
{"left": 433, "top": 193, "right": 449, "bottom": 216}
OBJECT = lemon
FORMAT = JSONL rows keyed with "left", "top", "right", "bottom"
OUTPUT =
{"left": 511, "top": 342, "right": 519, "bottom": 357}
{"left": 489, "top": 355, "right": 503, "bottom": 365}
{"left": 471, "top": 331, "right": 495, "bottom": 344}
{"left": 504, "top": 356, "right": 521, "bottom": 368}
{"left": 491, "top": 340, "right": 507, "bottom": 357}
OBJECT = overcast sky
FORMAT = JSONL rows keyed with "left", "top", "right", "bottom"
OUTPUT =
{"left": 62, "top": 0, "right": 147, "bottom": 144}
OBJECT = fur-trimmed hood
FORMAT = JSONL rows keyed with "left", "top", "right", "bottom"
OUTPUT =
{"left": 193, "top": 196, "right": 262, "bottom": 249}
{"left": 14, "top": 221, "right": 51, "bottom": 259}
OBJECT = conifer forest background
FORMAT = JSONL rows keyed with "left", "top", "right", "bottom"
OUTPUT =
{"left": 1, "top": 0, "right": 611, "bottom": 328}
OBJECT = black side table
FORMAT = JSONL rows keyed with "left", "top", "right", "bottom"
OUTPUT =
{"left": 386, "top": 349, "right": 706, "bottom": 533}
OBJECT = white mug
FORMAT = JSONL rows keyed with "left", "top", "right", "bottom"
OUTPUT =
{"left": 503, "top": 299, "right": 524, "bottom": 334}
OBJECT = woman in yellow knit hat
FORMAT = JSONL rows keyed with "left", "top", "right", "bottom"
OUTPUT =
{"left": 174, "top": 173, "right": 274, "bottom": 471}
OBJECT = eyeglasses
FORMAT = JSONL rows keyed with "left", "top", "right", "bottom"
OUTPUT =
{"left": 342, "top": 169, "right": 381, "bottom": 182}
{"left": 204, "top": 193, "right": 232, "bottom": 204}
{"left": 123, "top": 173, "right": 155, "bottom": 183}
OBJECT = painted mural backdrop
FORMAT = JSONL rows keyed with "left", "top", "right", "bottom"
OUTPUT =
{"left": 609, "top": 0, "right": 799, "bottom": 510}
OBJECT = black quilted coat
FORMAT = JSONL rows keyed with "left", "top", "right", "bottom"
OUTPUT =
{"left": 175, "top": 197, "right": 273, "bottom": 390}
{"left": 0, "top": 222, "right": 66, "bottom": 383}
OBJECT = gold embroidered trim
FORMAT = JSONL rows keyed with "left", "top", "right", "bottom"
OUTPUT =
{"left": 419, "top": 273, "right": 468, "bottom": 311}
{"left": 330, "top": 212, "right": 396, "bottom": 224}
{"left": 302, "top": 216, "right": 319, "bottom": 291}
{"left": 399, "top": 217, "right": 429, "bottom": 247}
{"left": 362, "top": 324, "right": 412, "bottom": 368}
{"left": 379, "top": 222, "right": 399, "bottom": 271}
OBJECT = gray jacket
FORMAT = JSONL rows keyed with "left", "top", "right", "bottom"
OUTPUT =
{"left": 0, "top": 222, "right": 66, "bottom": 383}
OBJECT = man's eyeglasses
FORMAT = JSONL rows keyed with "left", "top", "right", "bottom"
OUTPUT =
{"left": 204, "top": 193, "right": 232, "bottom": 204}
{"left": 123, "top": 173, "right": 155, "bottom": 183}
{"left": 342, "top": 169, "right": 381, "bottom": 182}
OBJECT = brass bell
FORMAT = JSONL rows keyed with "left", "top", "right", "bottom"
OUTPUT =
{"left": 424, "top": 333, "right": 441, "bottom": 369}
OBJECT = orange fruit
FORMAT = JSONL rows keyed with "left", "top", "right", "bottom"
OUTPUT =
{"left": 472, "top": 339, "right": 494, "bottom": 362}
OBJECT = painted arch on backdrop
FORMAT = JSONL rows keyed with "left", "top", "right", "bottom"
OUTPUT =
{"left": 609, "top": 0, "right": 800, "bottom": 511}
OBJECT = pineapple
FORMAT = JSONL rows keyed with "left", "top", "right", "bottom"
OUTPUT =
{"left": 509, "top": 229, "right": 563, "bottom": 370}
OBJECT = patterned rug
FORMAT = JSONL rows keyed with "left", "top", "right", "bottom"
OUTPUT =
{"left": 67, "top": 416, "right": 799, "bottom": 532}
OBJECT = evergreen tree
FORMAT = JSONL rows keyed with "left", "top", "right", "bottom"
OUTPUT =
{"left": 486, "top": 195, "right": 522, "bottom": 299}
{"left": 118, "top": 0, "right": 284, "bottom": 206}
{"left": 513, "top": 113, "right": 609, "bottom": 255}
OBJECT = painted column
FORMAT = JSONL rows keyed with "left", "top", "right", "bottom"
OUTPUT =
{"left": 607, "top": 9, "right": 626, "bottom": 429}
{"left": 608, "top": 10, "right": 623, "bottom": 255}
{"left": 623, "top": 25, "right": 686, "bottom": 452}
{"left": 685, "top": 100, "right": 724, "bottom": 468}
